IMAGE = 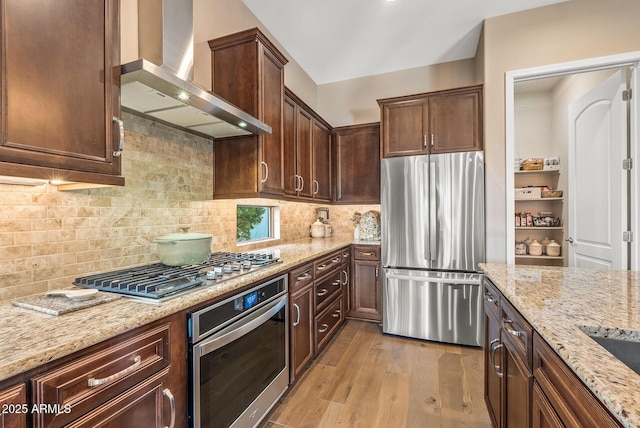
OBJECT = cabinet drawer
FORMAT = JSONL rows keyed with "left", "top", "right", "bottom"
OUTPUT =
{"left": 32, "top": 324, "right": 170, "bottom": 427}
{"left": 315, "top": 296, "right": 343, "bottom": 352}
{"left": 314, "top": 250, "right": 343, "bottom": 278}
{"left": 315, "top": 269, "right": 343, "bottom": 310}
{"left": 353, "top": 245, "right": 380, "bottom": 261}
{"left": 340, "top": 247, "right": 351, "bottom": 266}
{"left": 501, "top": 297, "right": 532, "bottom": 371}
{"left": 533, "top": 333, "right": 621, "bottom": 428}
{"left": 289, "top": 262, "right": 314, "bottom": 293}
{"left": 483, "top": 277, "right": 501, "bottom": 321}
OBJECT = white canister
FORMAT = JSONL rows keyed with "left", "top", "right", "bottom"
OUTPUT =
{"left": 310, "top": 220, "right": 325, "bottom": 238}
{"left": 528, "top": 239, "right": 543, "bottom": 256}
{"left": 323, "top": 223, "right": 332, "bottom": 238}
{"left": 546, "top": 240, "right": 561, "bottom": 257}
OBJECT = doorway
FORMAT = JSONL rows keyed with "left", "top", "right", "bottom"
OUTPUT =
{"left": 505, "top": 51, "right": 640, "bottom": 269}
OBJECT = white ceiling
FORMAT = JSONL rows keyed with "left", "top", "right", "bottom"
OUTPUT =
{"left": 242, "top": 0, "right": 567, "bottom": 85}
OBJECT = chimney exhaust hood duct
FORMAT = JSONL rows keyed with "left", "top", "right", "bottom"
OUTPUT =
{"left": 120, "top": 0, "right": 271, "bottom": 138}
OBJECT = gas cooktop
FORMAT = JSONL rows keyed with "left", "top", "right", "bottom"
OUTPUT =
{"left": 73, "top": 252, "right": 281, "bottom": 303}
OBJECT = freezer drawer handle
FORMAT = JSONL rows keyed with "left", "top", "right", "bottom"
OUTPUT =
{"left": 502, "top": 319, "right": 525, "bottom": 337}
{"left": 384, "top": 272, "right": 482, "bottom": 285}
{"left": 489, "top": 339, "right": 504, "bottom": 378}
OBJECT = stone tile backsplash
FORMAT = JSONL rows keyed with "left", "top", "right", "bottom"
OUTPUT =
{"left": 0, "top": 113, "right": 378, "bottom": 302}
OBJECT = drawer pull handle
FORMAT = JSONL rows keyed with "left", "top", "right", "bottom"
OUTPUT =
{"left": 359, "top": 251, "right": 374, "bottom": 256}
{"left": 332, "top": 309, "right": 341, "bottom": 318}
{"left": 88, "top": 355, "right": 141, "bottom": 387}
{"left": 332, "top": 280, "right": 341, "bottom": 286}
{"left": 489, "top": 339, "right": 504, "bottom": 378}
{"left": 293, "top": 303, "right": 301, "bottom": 326}
{"left": 332, "top": 257, "right": 341, "bottom": 263}
{"left": 502, "top": 318, "right": 525, "bottom": 337}
{"left": 343, "top": 253, "right": 349, "bottom": 258}
{"left": 317, "top": 264, "right": 327, "bottom": 271}
{"left": 163, "top": 388, "right": 175, "bottom": 428}
{"left": 341, "top": 270, "right": 348, "bottom": 285}
{"left": 260, "top": 161, "right": 269, "bottom": 183}
{"left": 296, "top": 272, "right": 311, "bottom": 281}
{"left": 483, "top": 293, "right": 497, "bottom": 304}
{"left": 318, "top": 323, "right": 329, "bottom": 333}
{"left": 317, "top": 288, "right": 329, "bottom": 297}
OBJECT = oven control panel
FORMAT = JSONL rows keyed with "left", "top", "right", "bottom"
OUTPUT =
{"left": 188, "top": 274, "right": 287, "bottom": 343}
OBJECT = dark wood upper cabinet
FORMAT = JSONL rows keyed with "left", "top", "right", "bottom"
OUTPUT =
{"left": 209, "top": 28, "right": 287, "bottom": 199}
{"left": 0, "top": 0, "right": 124, "bottom": 186}
{"left": 333, "top": 123, "right": 380, "bottom": 204}
{"left": 378, "top": 85, "right": 483, "bottom": 158}
{"left": 283, "top": 89, "right": 331, "bottom": 202}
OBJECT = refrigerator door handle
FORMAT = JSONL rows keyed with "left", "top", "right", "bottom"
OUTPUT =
{"left": 422, "top": 160, "right": 431, "bottom": 263}
{"left": 429, "top": 160, "right": 437, "bottom": 262}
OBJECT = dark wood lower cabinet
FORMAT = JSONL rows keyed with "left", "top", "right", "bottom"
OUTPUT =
{"left": 504, "top": 337, "right": 532, "bottom": 428}
{"left": 0, "top": 383, "right": 27, "bottom": 428}
{"left": 289, "top": 284, "right": 314, "bottom": 383}
{"left": 349, "top": 245, "right": 381, "bottom": 322}
{"left": 532, "top": 382, "right": 563, "bottom": 428}
{"left": 484, "top": 277, "right": 622, "bottom": 428}
{"left": 64, "top": 369, "right": 172, "bottom": 428}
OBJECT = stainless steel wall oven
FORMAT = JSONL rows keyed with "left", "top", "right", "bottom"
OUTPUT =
{"left": 188, "top": 274, "right": 288, "bottom": 428}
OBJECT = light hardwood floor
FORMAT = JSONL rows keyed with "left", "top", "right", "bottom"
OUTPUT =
{"left": 264, "top": 320, "right": 492, "bottom": 428}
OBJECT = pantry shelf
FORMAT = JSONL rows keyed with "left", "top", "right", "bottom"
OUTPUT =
{"left": 515, "top": 169, "right": 560, "bottom": 175}
{"left": 515, "top": 197, "right": 564, "bottom": 202}
{"left": 515, "top": 255, "right": 564, "bottom": 260}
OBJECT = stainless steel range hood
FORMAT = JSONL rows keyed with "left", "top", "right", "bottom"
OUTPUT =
{"left": 120, "top": 0, "right": 271, "bottom": 138}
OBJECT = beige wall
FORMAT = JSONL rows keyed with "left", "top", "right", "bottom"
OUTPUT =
{"left": 317, "top": 59, "right": 479, "bottom": 127}
{"left": 483, "top": 0, "right": 640, "bottom": 262}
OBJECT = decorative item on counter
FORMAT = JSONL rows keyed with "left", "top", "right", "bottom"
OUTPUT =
{"left": 522, "top": 158, "right": 544, "bottom": 171}
{"left": 546, "top": 240, "right": 561, "bottom": 257}
{"left": 349, "top": 212, "right": 362, "bottom": 240}
{"left": 310, "top": 219, "right": 325, "bottom": 238}
{"left": 543, "top": 157, "right": 560, "bottom": 170}
{"left": 359, "top": 210, "right": 381, "bottom": 241}
{"left": 515, "top": 241, "right": 527, "bottom": 255}
{"left": 528, "top": 239, "right": 543, "bottom": 256}
{"left": 540, "top": 237, "right": 551, "bottom": 255}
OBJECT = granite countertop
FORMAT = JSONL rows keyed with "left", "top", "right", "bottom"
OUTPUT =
{"left": 481, "top": 263, "right": 640, "bottom": 428}
{"left": 0, "top": 237, "right": 354, "bottom": 384}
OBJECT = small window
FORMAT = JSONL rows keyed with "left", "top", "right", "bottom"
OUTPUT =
{"left": 236, "top": 205, "right": 279, "bottom": 243}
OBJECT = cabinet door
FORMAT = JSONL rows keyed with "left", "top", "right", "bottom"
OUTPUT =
{"left": 289, "top": 285, "right": 314, "bottom": 384}
{"left": 0, "top": 383, "right": 27, "bottom": 428}
{"left": 429, "top": 86, "right": 483, "bottom": 154}
{"left": 350, "top": 259, "right": 382, "bottom": 322}
{"left": 333, "top": 123, "right": 380, "bottom": 204}
{"left": 484, "top": 310, "right": 502, "bottom": 428}
{"left": 296, "top": 109, "right": 314, "bottom": 199}
{"left": 504, "top": 342, "right": 532, "bottom": 428}
{"left": 312, "top": 120, "right": 331, "bottom": 201}
{"left": 283, "top": 95, "right": 298, "bottom": 197}
{"left": 532, "top": 382, "right": 563, "bottom": 428}
{"left": 258, "top": 48, "right": 284, "bottom": 195}
{"left": 380, "top": 99, "right": 428, "bottom": 158}
{"left": 0, "top": 0, "right": 123, "bottom": 185}
{"left": 64, "top": 369, "right": 174, "bottom": 428}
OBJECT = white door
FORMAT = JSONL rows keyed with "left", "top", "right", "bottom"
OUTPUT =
{"left": 568, "top": 70, "right": 627, "bottom": 269}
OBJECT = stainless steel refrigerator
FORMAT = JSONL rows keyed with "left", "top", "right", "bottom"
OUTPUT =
{"left": 381, "top": 152, "right": 485, "bottom": 346}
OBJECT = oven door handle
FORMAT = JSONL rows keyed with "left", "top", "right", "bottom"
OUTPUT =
{"left": 197, "top": 295, "right": 287, "bottom": 357}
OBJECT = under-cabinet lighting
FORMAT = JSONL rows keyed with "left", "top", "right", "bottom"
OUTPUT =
{"left": 238, "top": 121, "right": 247, "bottom": 128}
{"left": 0, "top": 176, "right": 48, "bottom": 186}
{"left": 177, "top": 90, "right": 190, "bottom": 101}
